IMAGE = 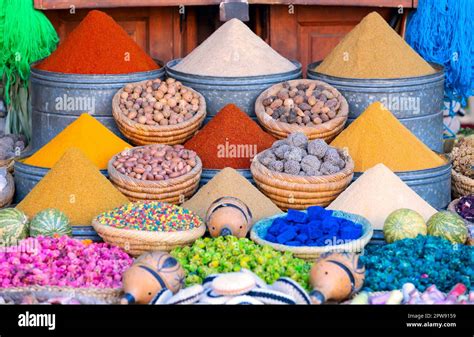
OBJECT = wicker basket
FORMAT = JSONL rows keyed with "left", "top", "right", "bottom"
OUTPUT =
{"left": 250, "top": 210, "right": 373, "bottom": 261}
{"left": 451, "top": 169, "right": 474, "bottom": 198}
{"left": 108, "top": 146, "right": 202, "bottom": 203}
{"left": 250, "top": 152, "right": 354, "bottom": 210}
{"left": 92, "top": 220, "right": 206, "bottom": 257}
{"left": 0, "top": 173, "right": 15, "bottom": 208}
{"left": 112, "top": 80, "right": 206, "bottom": 145}
{"left": 255, "top": 79, "right": 349, "bottom": 142}
{"left": 0, "top": 286, "right": 122, "bottom": 304}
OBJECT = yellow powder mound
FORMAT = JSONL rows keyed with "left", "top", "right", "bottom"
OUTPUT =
{"left": 316, "top": 12, "right": 435, "bottom": 79}
{"left": 25, "top": 113, "right": 130, "bottom": 169}
{"left": 18, "top": 148, "right": 129, "bottom": 225}
{"left": 330, "top": 102, "right": 446, "bottom": 172}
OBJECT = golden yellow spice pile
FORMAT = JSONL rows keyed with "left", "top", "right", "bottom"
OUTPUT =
{"left": 316, "top": 12, "right": 435, "bottom": 79}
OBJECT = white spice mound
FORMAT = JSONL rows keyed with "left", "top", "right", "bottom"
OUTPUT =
{"left": 327, "top": 163, "right": 437, "bottom": 230}
{"left": 173, "top": 19, "right": 296, "bottom": 77}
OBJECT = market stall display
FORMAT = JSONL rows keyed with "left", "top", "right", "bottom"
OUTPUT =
{"left": 450, "top": 135, "right": 474, "bottom": 197}
{"left": 309, "top": 252, "right": 365, "bottom": 304}
{"left": 171, "top": 236, "right": 312, "bottom": 289}
{"left": 205, "top": 196, "right": 252, "bottom": 238}
{"left": 17, "top": 148, "right": 129, "bottom": 226}
{"left": 251, "top": 133, "right": 354, "bottom": 210}
{"left": 251, "top": 207, "right": 372, "bottom": 260}
{"left": 108, "top": 145, "right": 202, "bottom": 203}
{"left": 255, "top": 80, "right": 348, "bottom": 141}
{"left": 112, "top": 78, "right": 206, "bottom": 145}
{"left": 121, "top": 251, "right": 185, "bottom": 304}
{"left": 92, "top": 201, "right": 205, "bottom": 256}
{"left": 327, "top": 164, "right": 437, "bottom": 230}
{"left": 182, "top": 167, "right": 282, "bottom": 223}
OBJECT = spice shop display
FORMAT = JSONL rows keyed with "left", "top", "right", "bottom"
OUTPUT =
{"left": 361, "top": 235, "right": 473, "bottom": 292}
{"left": 171, "top": 236, "right": 312, "bottom": 290}
{"left": 205, "top": 197, "right": 253, "bottom": 238}
{"left": 36, "top": 10, "right": 159, "bottom": 75}
{"left": 18, "top": 148, "right": 129, "bottom": 226}
{"left": 112, "top": 78, "right": 206, "bottom": 145}
{"left": 172, "top": 19, "right": 296, "bottom": 77}
{"left": 92, "top": 201, "right": 205, "bottom": 256}
{"left": 255, "top": 80, "right": 348, "bottom": 141}
{"left": 184, "top": 104, "right": 275, "bottom": 169}
{"left": 251, "top": 207, "right": 372, "bottom": 260}
{"left": 108, "top": 145, "right": 202, "bottom": 203}
{"left": 0, "top": 236, "right": 132, "bottom": 288}
{"left": 309, "top": 252, "right": 365, "bottom": 304}
{"left": 121, "top": 251, "right": 185, "bottom": 304}
{"left": 327, "top": 164, "right": 437, "bottom": 230}
{"left": 24, "top": 113, "right": 130, "bottom": 170}
{"left": 315, "top": 12, "right": 435, "bottom": 79}
{"left": 251, "top": 133, "right": 354, "bottom": 210}
{"left": 383, "top": 209, "right": 427, "bottom": 244}
{"left": 330, "top": 102, "right": 446, "bottom": 173}
{"left": 450, "top": 135, "right": 474, "bottom": 197}
{"left": 182, "top": 167, "right": 282, "bottom": 223}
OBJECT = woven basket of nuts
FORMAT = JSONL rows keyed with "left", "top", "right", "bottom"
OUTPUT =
{"left": 108, "top": 144, "right": 202, "bottom": 203}
{"left": 112, "top": 78, "right": 206, "bottom": 145}
{"left": 255, "top": 79, "right": 348, "bottom": 142}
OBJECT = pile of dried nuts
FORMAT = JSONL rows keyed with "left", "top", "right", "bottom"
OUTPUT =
{"left": 112, "top": 145, "right": 198, "bottom": 181}
{"left": 118, "top": 78, "right": 201, "bottom": 126}
{"left": 262, "top": 82, "right": 342, "bottom": 126}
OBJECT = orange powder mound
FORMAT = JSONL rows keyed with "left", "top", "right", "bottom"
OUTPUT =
{"left": 36, "top": 10, "right": 159, "bottom": 74}
{"left": 330, "top": 102, "right": 446, "bottom": 172}
{"left": 24, "top": 113, "right": 131, "bottom": 170}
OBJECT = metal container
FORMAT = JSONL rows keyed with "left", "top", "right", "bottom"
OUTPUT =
{"left": 200, "top": 169, "right": 255, "bottom": 187}
{"left": 13, "top": 160, "right": 109, "bottom": 203}
{"left": 166, "top": 59, "right": 302, "bottom": 123}
{"left": 352, "top": 159, "right": 452, "bottom": 210}
{"left": 29, "top": 67, "right": 165, "bottom": 151}
{"left": 72, "top": 226, "right": 102, "bottom": 242}
{"left": 307, "top": 62, "right": 445, "bottom": 152}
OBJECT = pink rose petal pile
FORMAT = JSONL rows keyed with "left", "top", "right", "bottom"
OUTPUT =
{"left": 0, "top": 236, "right": 133, "bottom": 288}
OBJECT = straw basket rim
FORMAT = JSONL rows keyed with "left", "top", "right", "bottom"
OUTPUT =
{"left": 451, "top": 169, "right": 474, "bottom": 197}
{"left": 112, "top": 79, "right": 206, "bottom": 132}
{"left": 250, "top": 210, "right": 373, "bottom": 261}
{"left": 255, "top": 79, "right": 349, "bottom": 137}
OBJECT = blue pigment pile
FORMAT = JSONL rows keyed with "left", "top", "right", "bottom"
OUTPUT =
{"left": 264, "top": 207, "right": 363, "bottom": 247}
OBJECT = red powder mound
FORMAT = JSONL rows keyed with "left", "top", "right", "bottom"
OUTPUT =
{"left": 185, "top": 104, "right": 276, "bottom": 169}
{"left": 36, "top": 10, "right": 159, "bottom": 74}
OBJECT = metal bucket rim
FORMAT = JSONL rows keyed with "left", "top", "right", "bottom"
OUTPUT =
{"left": 307, "top": 61, "right": 444, "bottom": 86}
{"left": 166, "top": 59, "right": 303, "bottom": 84}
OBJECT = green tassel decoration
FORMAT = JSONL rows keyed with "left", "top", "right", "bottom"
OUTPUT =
{"left": 0, "top": 0, "right": 58, "bottom": 141}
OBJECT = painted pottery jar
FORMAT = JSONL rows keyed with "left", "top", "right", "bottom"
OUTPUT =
{"left": 205, "top": 196, "right": 253, "bottom": 238}
{"left": 121, "top": 251, "right": 185, "bottom": 304}
{"left": 309, "top": 252, "right": 365, "bottom": 304}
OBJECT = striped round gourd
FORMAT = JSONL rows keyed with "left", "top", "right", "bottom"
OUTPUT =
{"left": 30, "top": 209, "right": 72, "bottom": 238}
{"left": 0, "top": 208, "right": 29, "bottom": 244}
{"left": 427, "top": 211, "right": 468, "bottom": 244}
{"left": 383, "top": 209, "right": 427, "bottom": 243}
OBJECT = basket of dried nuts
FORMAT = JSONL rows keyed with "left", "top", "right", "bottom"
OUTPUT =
{"left": 255, "top": 80, "right": 348, "bottom": 142}
{"left": 108, "top": 144, "right": 202, "bottom": 203}
{"left": 112, "top": 78, "right": 206, "bottom": 145}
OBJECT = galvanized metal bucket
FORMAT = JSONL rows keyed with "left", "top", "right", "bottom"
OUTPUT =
{"left": 352, "top": 159, "right": 452, "bottom": 210}
{"left": 307, "top": 62, "right": 445, "bottom": 152}
{"left": 72, "top": 226, "right": 102, "bottom": 242}
{"left": 13, "top": 160, "right": 109, "bottom": 203}
{"left": 200, "top": 168, "right": 255, "bottom": 187}
{"left": 29, "top": 66, "right": 165, "bottom": 151}
{"left": 166, "top": 59, "right": 302, "bottom": 123}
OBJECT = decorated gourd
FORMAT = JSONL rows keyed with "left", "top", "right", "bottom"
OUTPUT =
{"left": 205, "top": 196, "right": 252, "bottom": 238}
{"left": 427, "top": 211, "right": 468, "bottom": 244}
{"left": 309, "top": 252, "right": 365, "bottom": 304}
{"left": 0, "top": 208, "right": 28, "bottom": 245}
{"left": 30, "top": 209, "right": 72, "bottom": 238}
{"left": 121, "top": 251, "right": 185, "bottom": 304}
{"left": 383, "top": 208, "right": 427, "bottom": 243}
